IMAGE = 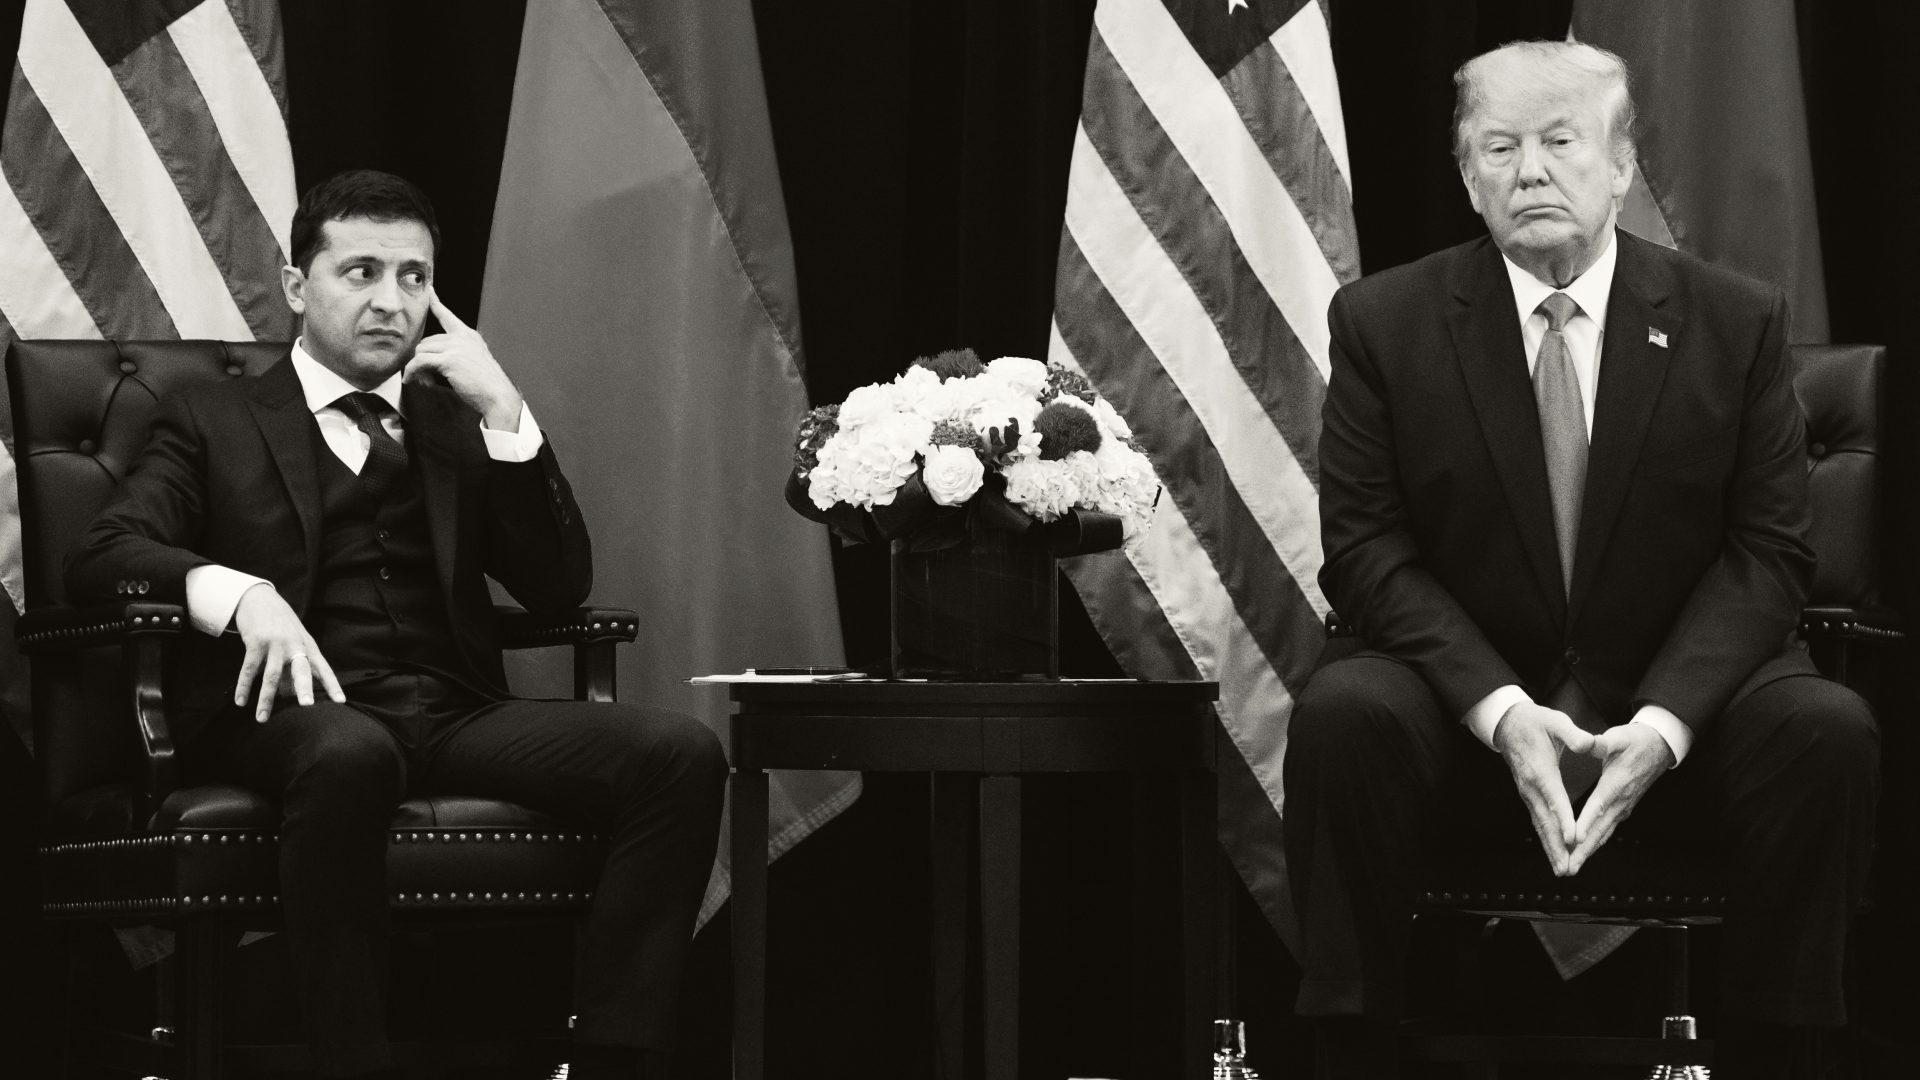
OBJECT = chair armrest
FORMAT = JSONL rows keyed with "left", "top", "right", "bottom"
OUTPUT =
{"left": 15, "top": 600, "right": 187, "bottom": 651}
{"left": 15, "top": 601, "right": 185, "bottom": 813}
{"left": 496, "top": 605, "right": 640, "bottom": 649}
{"left": 1799, "top": 605, "right": 1907, "bottom": 645}
{"left": 495, "top": 605, "right": 639, "bottom": 704}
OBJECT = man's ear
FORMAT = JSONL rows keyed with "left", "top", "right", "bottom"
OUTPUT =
{"left": 281, "top": 264, "right": 306, "bottom": 316}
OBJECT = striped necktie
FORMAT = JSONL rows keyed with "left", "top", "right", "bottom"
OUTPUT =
{"left": 1534, "top": 291, "right": 1585, "bottom": 596}
{"left": 333, "top": 392, "right": 408, "bottom": 491}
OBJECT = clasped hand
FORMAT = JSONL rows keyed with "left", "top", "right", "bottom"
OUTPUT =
{"left": 233, "top": 583, "right": 345, "bottom": 723}
{"left": 406, "top": 289, "right": 524, "bottom": 432}
{"left": 1493, "top": 702, "right": 1675, "bottom": 877}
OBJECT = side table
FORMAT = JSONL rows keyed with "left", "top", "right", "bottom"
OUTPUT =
{"left": 728, "top": 679, "right": 1221, "bottom": 1080}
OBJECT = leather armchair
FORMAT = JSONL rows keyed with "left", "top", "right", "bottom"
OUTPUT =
{"left": 1328, "top": 342, "right": 1901, "bottom": 1073}
{"left": 9, "top": 339, "right": 641, "bottom": 1078}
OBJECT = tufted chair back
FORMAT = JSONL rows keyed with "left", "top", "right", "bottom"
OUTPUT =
{"left": 6, "top": 340, "right": 286, "bottom": 812}
{"left": 1794, "top": 343, "right": 1885, "bottom": 610}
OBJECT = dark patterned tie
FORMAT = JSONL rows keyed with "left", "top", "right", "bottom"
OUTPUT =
{"left": 1534, "top": 292, "right": 1585, "bottom": 596}
{"left": 332, "top": 392, "right": 408, "bottom": 491}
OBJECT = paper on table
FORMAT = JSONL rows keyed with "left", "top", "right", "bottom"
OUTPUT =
{"left": 688, "top": 671, "right": 872, "bottom": 684}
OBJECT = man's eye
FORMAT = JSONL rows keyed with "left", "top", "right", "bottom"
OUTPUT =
{"left": 344, "top": 266, "right": 370, "bottom": 281}
{"left": 401, "top": 271, "right": 426, "bottom": 288}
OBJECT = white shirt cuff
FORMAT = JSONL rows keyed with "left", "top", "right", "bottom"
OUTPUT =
{"left": 479, "top": 402, "right": 543, "bottom": 462}
{"left": 184, "top": 565, "right": 273, "bottom": 637}
{"left": 1463, "top": 684, "right": 1531, "bottom": 750}
{"left": 1629, "top": 704, "right": 1691, "bottom": 766}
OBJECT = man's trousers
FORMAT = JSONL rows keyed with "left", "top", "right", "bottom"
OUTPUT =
{"left": 1283, "top": 651, "right": 1878, "bottom": 1029}
{"left": 192, "top": 674, "right": 729, "bottom": 1076}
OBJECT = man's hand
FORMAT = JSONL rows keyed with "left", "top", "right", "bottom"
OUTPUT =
{"left": 408, "top": 290, "right": 525, "bottom": 431}
{"left": 232, "top": 583, "right": 345, "bottom": 723}
{"left": 1566, "top": 723, "right": 1674, "bottom": 875}
{"left": 1492, "top": 701, "right": 1596, "bottom": 877}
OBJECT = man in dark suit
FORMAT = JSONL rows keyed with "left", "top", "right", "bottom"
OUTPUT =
{"left": 1283, "top": 41, "right": 1877, "bottom": 1079}
{"left": 65, "top": 170, "right": 727, "bottom": 1080}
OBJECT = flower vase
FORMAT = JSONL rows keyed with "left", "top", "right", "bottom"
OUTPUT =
{"left": 890, "top": 531, "right": 1059, "bottom": 680}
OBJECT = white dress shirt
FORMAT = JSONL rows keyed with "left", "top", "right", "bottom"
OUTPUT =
{"left": 1459, "top": 234, "right": 1692, "bottom": 766}
{"left": 182, "top": 341, "right": 544, "bottom": 636}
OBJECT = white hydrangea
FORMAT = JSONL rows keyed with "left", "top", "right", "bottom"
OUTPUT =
{"left": 984, "top": 355, "right": 1049, "bottom": 398}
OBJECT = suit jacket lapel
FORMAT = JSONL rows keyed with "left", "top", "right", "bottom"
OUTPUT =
{"left": 1447, "top": 239, "right": 1567, "bottom": 622}
{"left": 401, "top": 382, "right": 465, "bottom": 602}
{"left": 1569, "top": 232, "right": 1679, "bottom": 615}
{"left": 246, "top": 358, "right": 322, "bottom": 606}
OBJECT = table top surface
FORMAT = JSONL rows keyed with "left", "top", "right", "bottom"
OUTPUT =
{"left": 729, "top": 678, "right": 1219, "bottom": 707}
{"left": 726, "top": 679, "right": 1219, "bottom": 772}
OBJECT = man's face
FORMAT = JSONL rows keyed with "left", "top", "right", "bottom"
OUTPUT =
{"left": 281, "top": 216, "right": 434, "bottom": 390}
{"left": 1458, "top": 86, "right": 1631, "bottom": 282}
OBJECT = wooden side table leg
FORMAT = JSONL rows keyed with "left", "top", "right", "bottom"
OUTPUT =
{"left": 731, "top": 767, "right": 770, "bottom": 1080}
{"left": 980, "top": 775, "right": 1022, "bottom": 1080}
{"left": 1180, "top": 765, "right": 1220, "bottom": 1079}
{"left": 930, "top": 772, "right": 975, "bottom": 1080}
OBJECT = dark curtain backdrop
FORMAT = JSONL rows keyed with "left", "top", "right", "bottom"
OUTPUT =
{"left": 4, "top": 0, "right": 1916, "bottom": 1074}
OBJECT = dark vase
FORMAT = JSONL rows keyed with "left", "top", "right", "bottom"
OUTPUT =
{"left": 890, "top": 530, "right": 1060, "bottom": 680}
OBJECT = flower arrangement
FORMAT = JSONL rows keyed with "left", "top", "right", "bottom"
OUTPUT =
{"left": 786, "top": 348, "right": 1158, "bottom": 555}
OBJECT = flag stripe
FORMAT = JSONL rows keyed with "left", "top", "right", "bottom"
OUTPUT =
{"left": 115, "top": 26, "right": 288, "bottom": 339}
{"left": 169, "top": 0, "right": 296, "bottom": 256}
{"left": 1062, "top": 124, "right": 1328, "bottom": 615}
{"left": 1081, "top": 32, "right": 1325, "bottom": 480}
{"left": 218, "top": 0, "right": 289, "bottom": 120}
{"left": 0, "top": 71, "right": 175, "bottom": 338}
{"left": 0, "top": 167, "right": 106, "bottom": 339}
{"left": 1219, "top": 37, "right": 1360, "bottom": 284}
{"left": 1094, "top": 0, "right": 1341, "bottom": 377}
{"left": 1053, "top": 0, "right": 1355, "bottom": 954}
{"left": 1053, "top": 234, "right": 1326, "bottom": 692}
{"left": 18, "top": 0, "right": 252, "bottom": 339}
{"left": 1266, "top": 0, "right": 1350, "bottom": 185}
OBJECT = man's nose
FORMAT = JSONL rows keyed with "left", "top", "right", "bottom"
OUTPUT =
{"left": 1515, "top": 140, "right": 1549, "bottom": 185}
{"left": 368, "top": 273, "right": 402, "bottom": 314}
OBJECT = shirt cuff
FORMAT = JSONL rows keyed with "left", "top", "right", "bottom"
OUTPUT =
{"left": 1629, "top": 704, "right": 1692, "bottom": 766}
{"left": 184, "top": 565, "right": 273, "bottom": 637}
{"left": 1463, "top": 684, "right": 1531, "bottom": 750}
{"left": 479, "top": 401, "right": 543, "bottom": 462}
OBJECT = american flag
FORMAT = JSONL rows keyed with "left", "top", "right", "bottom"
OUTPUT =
{"left": 0, "top": 0, "right": 295, "bottom": 611}
{"left": 1049, "top": 0, "right": 1356, "bottom": 949}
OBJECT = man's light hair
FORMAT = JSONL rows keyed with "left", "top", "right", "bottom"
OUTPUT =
{"left": 1452, "top": 40, "right": 1636, "bottom": 170}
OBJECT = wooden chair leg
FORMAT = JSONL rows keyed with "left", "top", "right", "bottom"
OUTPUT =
{"left": 175, "top": 917, "right": 228, "bottom": 1080}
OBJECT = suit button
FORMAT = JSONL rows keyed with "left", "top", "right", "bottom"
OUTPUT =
{"left": 225, "top": 364, "right": 244, "bottom": 377}
{"left": 137, "top": 582, "right": 149, "bottom": 595}
{"left": 378, "top": 567, "right": 391, "bottom": 581}
{"left": 115, "top": 581, "right": 126, "bottom": 595}
{"left": 118, "top": 360, "right": 137, "bottom": 375}
{"left": 377, "top": 529, "right": 391, "bottom": 541}
{"left": 78, "top": 439, "right": 97, "bottom": 454}
{"left": 1564, "top": 647, "right": 1581, "bottom": 665}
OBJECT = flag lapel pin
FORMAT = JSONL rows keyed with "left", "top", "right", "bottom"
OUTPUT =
{"left": 1648, "top": 327, "right": 1669, "bottom": 348}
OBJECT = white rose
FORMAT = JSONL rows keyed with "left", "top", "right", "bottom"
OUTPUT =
{"left": 985, "top": 356, "right": 1049, "bottom": 397}
{"left": 921, "top": 444, "right": 986, "bottom": 506}
{"left": 891, "top": 365, "right": 946, "bottom": 421}
{"left": 835, "top": 382, "right": 898, "bottom": 431}
{"left": 1090, "top": 397, "right": 1133, "bottom": 440}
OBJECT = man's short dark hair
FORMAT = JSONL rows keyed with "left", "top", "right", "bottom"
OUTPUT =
{"left": 288, "top": 169, "right": 441, "bottom": 272}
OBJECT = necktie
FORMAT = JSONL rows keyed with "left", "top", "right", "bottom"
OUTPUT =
{"left": 333, "top": 392, "right": 408, "bottom": 491}
{"left": 1534, "top": 291, "right": 1585, "bottom": 596}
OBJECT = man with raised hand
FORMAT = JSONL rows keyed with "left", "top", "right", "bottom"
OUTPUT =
{"left": 1283, "top": 41, "right": 1877, "bottom": 1079}
{"left": 67, "top": 169, "right": 725, "bottom": 1080}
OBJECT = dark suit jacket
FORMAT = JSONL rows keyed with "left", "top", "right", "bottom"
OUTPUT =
{"left": 64, "top": 355, "right": 594, "bottom": 741}
{"left": 1318, "top": 229, "right": 1816, "bottom": 737}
